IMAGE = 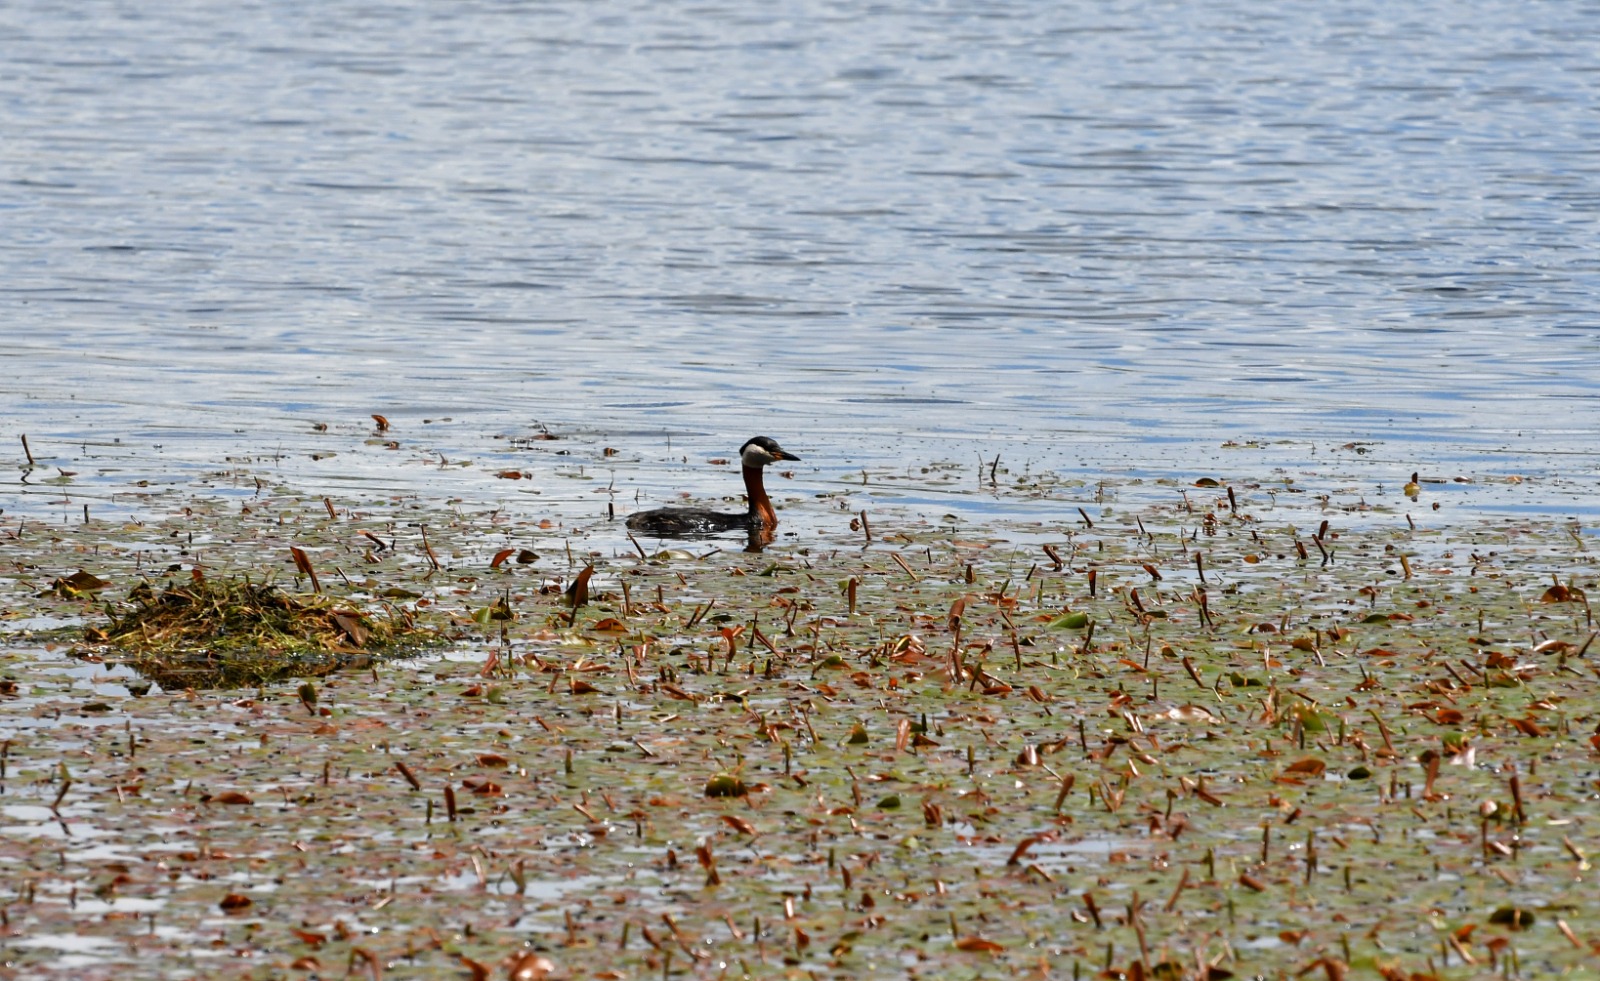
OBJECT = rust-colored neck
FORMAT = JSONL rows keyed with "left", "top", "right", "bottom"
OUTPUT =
{"left": 743, "top": 466, "right": 777, "bottom": 529}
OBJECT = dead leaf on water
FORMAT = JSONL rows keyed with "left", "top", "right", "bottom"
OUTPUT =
{"left": 1283, "top": 758, "right": 1326, "bottom": 777}
{"left": 1163, "top": 705, "right": 1221, "bottom": 724}
{"left": 720, "top": 814, "right": 757, "bottom": 835}
{"left": 219, "top": 893, "right": 253, "bottom": 913}
{"left": 567, "top": 565, "right": 594, "bottom": 608}
{"left": 47, "top": 570, "right": 112, "bottom": 598}
{"left": 506, "top": 953, "right": 555, "bottom": 980}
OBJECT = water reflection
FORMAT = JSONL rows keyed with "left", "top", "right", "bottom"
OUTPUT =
{"left": 0, "top": 0, "right": 1595, "bottom": 521}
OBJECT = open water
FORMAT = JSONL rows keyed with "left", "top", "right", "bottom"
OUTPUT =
{"left": 3, "top": 0, "right": 1597, "bottom": 525}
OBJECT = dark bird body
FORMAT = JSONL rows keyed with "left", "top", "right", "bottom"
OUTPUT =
{"left": 627, "top": 436, "right": 799, "bottom": 537}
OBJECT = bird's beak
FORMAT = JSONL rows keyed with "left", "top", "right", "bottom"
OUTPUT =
{"left": 777, "top": 449, "right": 801, "bottom": 462}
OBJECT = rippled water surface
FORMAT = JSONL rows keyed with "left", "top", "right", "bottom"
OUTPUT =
{"left": 3, "top": 0, "right": 1597, "bottom": 521}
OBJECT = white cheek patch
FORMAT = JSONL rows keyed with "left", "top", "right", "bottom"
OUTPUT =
{"left": 741, "top": 446, "right": 774, "bottom": 468}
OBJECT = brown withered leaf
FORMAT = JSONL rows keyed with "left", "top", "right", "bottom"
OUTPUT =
{"left": 1484, "top": 650, "right": 1517, "bottom": 669}
{"left": 490, "top": 549, "right": 516, "bottom": 569}
{"left": 209, "top": 791, "right": 254, "bottom": 805}
{"left": 1508, "top": 717, "right": 1545, "bottom": 737}
{"left": 333, "top": 613, "right": 368, "bottom": 647}
{"left": 1164, "top": 704, "right": 1222, "bottom": 724}
{"left": 495, "top": 470, "right": 524, "bottom": 480}
{"left": 1005, "top": 832, "right": 1054, "bottom": 866}
{"left": 696, "top": 843, "right": 720, "bottom": 886}
{"left": 1283, "top": 758, "right": 1326, "bottom": 777}
{"left": 955, "top": 937, "right": 1005, "bottom": 953}
{"left": 719, "top": 814, "right": 757, "bottom": 835}
{"left": 506, "top": 953, "right": 555, "bottom": 980}
{"left": 219, "top": 893, "right": 253, "bottom": 913}
{"left": 289, "top": 546, "right": 321, "bottom": 593}
{"left": 566, "top": 565, "right": 594, "bottom": 608}
{"left": 48, "top": 570, "right": 112, "bottom": 598}
{"left": 371, "top": 413, "right": 390, "bottom": 431}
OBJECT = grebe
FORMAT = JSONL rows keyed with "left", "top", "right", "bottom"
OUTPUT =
{"left": 626, "top": 436, "right": 800, "bottom": 536}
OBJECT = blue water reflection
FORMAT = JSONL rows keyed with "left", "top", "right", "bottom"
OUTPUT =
{"left": 0, "top": 0, "right": 1594, "bottom": 524}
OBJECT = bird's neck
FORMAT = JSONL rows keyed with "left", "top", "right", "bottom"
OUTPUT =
{"left": 743, "top": 466, "right": 777, "bottom": 529}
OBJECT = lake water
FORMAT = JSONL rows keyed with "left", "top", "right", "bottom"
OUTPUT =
{"left": 3, "top": 0, "right": 1597, "bottom": 528}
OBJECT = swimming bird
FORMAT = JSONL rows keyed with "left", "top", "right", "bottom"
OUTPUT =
{"left": 626, "top": 436, "right": 800, "bottom": 536}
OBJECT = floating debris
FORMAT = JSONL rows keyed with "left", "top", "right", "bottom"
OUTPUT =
{"left": 78, "top": 576, "right": 443, "bottom": 688}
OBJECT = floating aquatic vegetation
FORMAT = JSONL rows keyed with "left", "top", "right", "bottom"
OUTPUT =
{"left": 0, "top": 452, "right": 1596, "bottom": 980}
{"left": 78, "top": 576, "right": 444, "bottom": 688}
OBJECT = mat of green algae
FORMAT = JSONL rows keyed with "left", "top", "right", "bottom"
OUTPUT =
{"left": 1, "top": 463, "right": 1597, "bottom": 980}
